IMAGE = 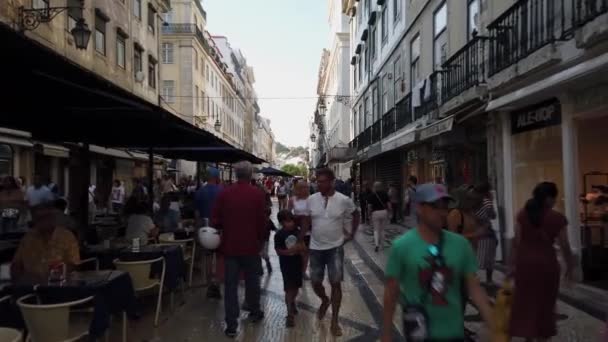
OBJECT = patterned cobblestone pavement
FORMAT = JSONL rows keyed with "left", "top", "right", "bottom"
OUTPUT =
{"left": 114, "top": 203, "right": 605, "bottom": 341}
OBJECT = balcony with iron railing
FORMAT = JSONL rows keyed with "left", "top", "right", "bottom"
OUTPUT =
{"left": 162, "top": 24, "right": 212, "bottom": 55}
{"left": 395, "top": 93, "right": 413, "bottom": 130}
{"left": 371, "top": 120, "right": 382, "bottom": 144}
{"left": 574, "top": 0, "right": 608, "bottom": 25}
{"left": 414, "top": 73, "right": 439, "bottom": 120}
{"left": 381, "top": 108, "right": 396, "bottom": 138}
{"left": 487, "top": 0, "right": 574, "bottom": 76}
{"left": 441, "top": 35, "right": 488, "bottom": 103}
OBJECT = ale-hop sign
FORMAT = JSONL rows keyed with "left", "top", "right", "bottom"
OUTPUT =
{"left": 511, "top": 99, "right": 561, "bottom": 135}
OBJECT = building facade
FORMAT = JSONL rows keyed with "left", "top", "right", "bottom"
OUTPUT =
{"left": 343, "top": 0, "right": 608, "bottom": 282}
{"left": 316, "top": 0, "right": 353, "bottom": 180}
{"left": 0, "top": 0, "right": 169, "bottom": 194}
{"left": 254, "top": 116, "right": 276, "bottom": 167}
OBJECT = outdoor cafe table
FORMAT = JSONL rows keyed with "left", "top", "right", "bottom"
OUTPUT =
{"left": 3, "top": 270, "right": 138, "bottom": 338}
{"left": 83, "top": 244, "right": 186, "bottom": 290}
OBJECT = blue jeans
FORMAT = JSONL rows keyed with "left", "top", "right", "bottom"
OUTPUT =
{"left": 224, "top": 256, "right": 262, "bottom": 329}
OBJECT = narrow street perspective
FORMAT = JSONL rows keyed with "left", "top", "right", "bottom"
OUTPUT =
{"left": 1, "top": 0, "right": 608, "bottom": 341}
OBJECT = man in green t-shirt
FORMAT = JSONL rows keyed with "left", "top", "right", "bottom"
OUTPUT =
{"left": 381, "top": 183, "right": 494, "bottom": 341}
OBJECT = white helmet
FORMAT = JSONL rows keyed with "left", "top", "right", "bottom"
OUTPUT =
{"left": 198, "top": 226, "right": 221, "bottom": 250}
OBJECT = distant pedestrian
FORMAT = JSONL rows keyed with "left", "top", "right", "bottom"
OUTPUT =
{"left": 212, "top": 161, "right": 266, "bottom": 338}
{"left": 472, "top": 182, "right": 498, "bottom": 284}
{"left": 25, "top": 175, "right": 54, "bottom": 208}
{"left": 110, "top": 180, "right": 125, "bottom": 215}
{"left": 277, "top": 180, "right": 288, "bottom": 210}
{"left": 124, "top": 199, "right": 158, "bottom": 246}
{"left": 194, "top": 167, "right": 223, "bottom": 299}
{"left": 368, "top": 181, "right": 391, "bottom": 252}
{"left": 303, "top": 168, "right": 359, "bottom": 336}
{"left": 388, "top": 182, "right": 400, "bottom": 223}
{"left": 359, "top": 181, "right": 372, "bottom": 225}
{"left": 403, "top": 176, "right": 418, "bottom": 228}
{"left": 288, "top": 179, "right": 311, "bottom": 278}
{"left": 509, "top": 182, "right": 575, "bottom": 341}
{"left": 275, "top": 210, "right": 305, "bottom": 328}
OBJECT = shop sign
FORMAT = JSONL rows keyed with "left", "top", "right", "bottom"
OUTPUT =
{"left": 511, "top": 99, "right": 561, "bottom": 135}
{"left": 419, "top": 116, "right": 454, "bottom": 141}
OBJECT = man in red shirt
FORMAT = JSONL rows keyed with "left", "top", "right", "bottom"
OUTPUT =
{"left": 212, "top": 161, "right": 266, "bottom": 338}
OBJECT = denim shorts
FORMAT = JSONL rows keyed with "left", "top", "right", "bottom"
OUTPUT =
{"left": 309, "top": 246, "right": 344, "bottom": 284}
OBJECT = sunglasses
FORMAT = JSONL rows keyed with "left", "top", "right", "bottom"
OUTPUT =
{"left": 427, "top": 244, "right": 444, "bottom": 267}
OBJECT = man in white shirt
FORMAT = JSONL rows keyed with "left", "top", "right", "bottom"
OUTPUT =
{"left": 25, "top": 175, "right": 54, "bottom": 208}
{"left": 110, "top": 180, "right": 125, "bottom": 214}
{"left": 302, "top": 168, "right": 359, "bottom": 337}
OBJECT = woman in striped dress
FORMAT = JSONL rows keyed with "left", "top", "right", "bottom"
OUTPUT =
{"left": 472, "top": 182, "right": 498, "bottom": 285}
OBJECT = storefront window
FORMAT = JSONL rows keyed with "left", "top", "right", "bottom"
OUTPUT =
{"left": 0, "top": 144, "right": 13, "bottom": 176}
{"left": 512, "top": 124, "right": 564, "bottom": 213}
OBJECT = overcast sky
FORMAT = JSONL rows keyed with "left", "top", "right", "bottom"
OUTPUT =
{"left": 203, "top": 0, "right": 328, "bottom": 148}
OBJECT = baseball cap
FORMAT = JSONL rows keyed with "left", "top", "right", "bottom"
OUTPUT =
{"left": 207, "top": 167, "right": 220, "bottom": 178}
{"left": 414, "top": 183, "right": 453, "bottom": 204}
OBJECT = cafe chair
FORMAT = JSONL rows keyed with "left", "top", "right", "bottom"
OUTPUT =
{"left": 0, "top": 327, "right": 22, "bottom": 342}
{"left": 113, "top": 257, "right": 165, "bottom": 327}
{"left": 17, "top": 294, "right": 94, "bottom": 342}
{"left": 158, "top": 235, "right": 196, "bottom": 287}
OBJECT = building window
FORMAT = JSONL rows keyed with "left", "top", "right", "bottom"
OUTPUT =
{"left": 370, "top": 25, "right": 377, "bottom": 60}
{"left": 194, "top": 85, "right": 199, "bottom": 110}
{"left": 353, "top": 62, "right": 358, "bottom": 89}
{"left": 33, "top": 0, "right": 49, "bottom": 10}
{"left": 202, "top": 91, "right": 206, "bottom": 113}
{"left": 381, "top": 5, "right": 388, "bottom": 44}
{"left": 358, "top": 104, "right": 364, "bottom": 134}
{"left": 116, "top": 32, "right": 126, "bottom": 68}
{"left": 148, "top": 56, "right": 157, "bottom": 88}
{"left": 353, "top": 108, "right": 358, "bottom": 135}
{"left": 161, "top": 43, "right": 173, "bottom": 64}
{"left": 372, "top": 87, "right": 378, "bottom": 121}
{"left": 393, "top": 0, "right": 402, "bottom": 22}
{"left": 162, "top": 80, "right": 175, "bottom": 103}
{"left": 364, "top": 97, "right": 370, "bottom": 127}
{"left": 433, "top": 2, "right": 448, "bottom": 70}
{"left": 134, "top": 45, "right": 143, "bottom": 76}
{"left": 393, "top": 54, "right": 402, "bottom": 99}
{"left": 194, "top": 50, "right": 198, "bottom": 70}
{"left": 133, "top": 0, "right": 141, "bottom": 19}
{"left": 365, "top": 0, "right": 370, "bottom": 16}
{"left": 410, "top": 34, "right": 420, "bottom": 87}
{"left": 0, "top": 144, "right": 12, "bottom": 176}
{"left": 468, "top": 0, "right": 479, "bottom": 40}
{"left": 162, "top": 10, "right": 173, "bottom": 24}
{"left": 147, "top": 4, "right": 156, "bottom": 34}
{"left": 94, "top": 14, "right": 106, "bottom": 55}
{"left": 382, "top": 75, "right": 389, "bottom": 114}
{"left": 358, "top": 56, "right": 362, "bottom": 83}
{"left": 364, "top": 47, "right": 369, "bottom": 74}
{"left": 67, "top": 0, "right": 81, "bottom": 31}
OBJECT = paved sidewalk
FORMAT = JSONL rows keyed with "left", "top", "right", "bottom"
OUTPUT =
{"left": 353, "top": 222, "right": 607, "bottom": 341}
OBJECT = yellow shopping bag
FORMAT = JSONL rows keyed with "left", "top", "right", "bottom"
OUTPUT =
{"left": 493, "top": 281, "right": 513, "bottom": 342}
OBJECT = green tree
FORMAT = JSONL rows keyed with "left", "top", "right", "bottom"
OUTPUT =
{"left": 281, "top": 164, "right": 308, "bottom": 177}
{"left": 276, "top": 142, "right": 290, "bottom": 154}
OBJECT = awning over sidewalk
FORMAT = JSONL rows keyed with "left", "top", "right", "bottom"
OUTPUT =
{"left": 0, "top": 23, "right": 228, "bottom": 149}
{"left": 146, "top": 147, "right": 266, "bottom": 164}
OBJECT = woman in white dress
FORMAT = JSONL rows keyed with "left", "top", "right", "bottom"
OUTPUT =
{"left": 288, "top": 180, "right": 311, "bottom": 279}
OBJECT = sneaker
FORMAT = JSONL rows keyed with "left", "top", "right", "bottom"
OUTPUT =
{"left": 224, "top": 327, "right": 237, "bottom": 338}
{"left": 249, "top": 311, "right": 264, "bottom": 323}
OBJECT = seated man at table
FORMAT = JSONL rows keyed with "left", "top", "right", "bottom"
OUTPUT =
{"left": 11, "top": 203, "right": 80, "bottom": 279}
{"left": 125, "top": 199, "right": 158, "bottom": 245}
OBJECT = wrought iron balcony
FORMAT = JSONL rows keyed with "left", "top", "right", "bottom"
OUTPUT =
{"left": 488, "top": 0, "right": 574, "bottom": 76}
{"left": 359, "top": 127, "right": 371, "bottom": 150}
{"left": 371, "top": 120, "right": 381, "bottom": 144}
{"left": 162, "top": 23, "right": 210, "bottom": 54}
{"left": 574, "top": 0, "right": 608, "bottom": 26}
{"left": 396, "top": 93, "right": 413, "bottom": 130}
{"left": 382, "top": 109, "right": 396, "bottom": 138}
{"left": 441, "top": 36, "right": 487, "bottom": 103}
{"left": 414, "top": 73, "right": 438, "bottom": 120}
